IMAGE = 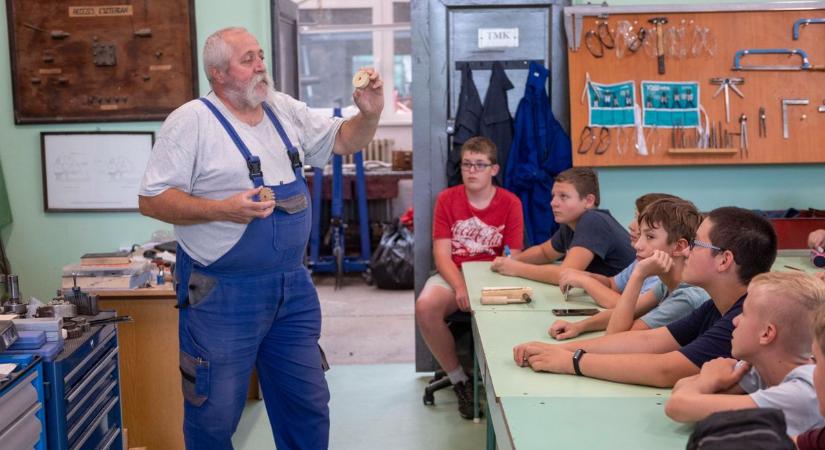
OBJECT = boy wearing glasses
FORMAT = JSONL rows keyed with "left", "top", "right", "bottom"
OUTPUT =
{"left": 549, "top": 198, "right": 709, "bottom": 340}
{"left": 491, "top": 167, "right": 635, "bottom": 285}
{"left": 416, "top": 136, "right": 524, "bottom": 419}
{"left": 512, "top": 207, "right": 777, "bottom": 388}
{"left": 665, "top": 272, "right": 825, "bottom": 436}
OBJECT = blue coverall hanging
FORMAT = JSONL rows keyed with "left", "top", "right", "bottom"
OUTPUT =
{"left": 504, "top": 62, "right": 572, "bottom": 247}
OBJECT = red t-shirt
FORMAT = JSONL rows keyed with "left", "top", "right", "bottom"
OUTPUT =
{"left": 433, "top": 185, "right": 524, "bottom": 269}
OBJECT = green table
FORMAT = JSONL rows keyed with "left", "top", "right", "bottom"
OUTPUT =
{"left": 467, "top": 250, "right": 821, "bottom": 449}
{"left": 463, "top": 261, "right": 600, "bottom": 312}
{"left": 501, "top": 397, "right": 692, "bottom": 450}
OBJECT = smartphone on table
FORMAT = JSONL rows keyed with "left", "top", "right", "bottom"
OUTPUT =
{"left": 552, "top": 308, "right": 599, "bottom": 316}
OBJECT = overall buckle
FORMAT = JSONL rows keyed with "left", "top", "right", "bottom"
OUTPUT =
{"left": 247, "top": 157, "right": 263, "bottom": 181}
{"left": 288, "top": 151, "right": 303, "bottom": 171}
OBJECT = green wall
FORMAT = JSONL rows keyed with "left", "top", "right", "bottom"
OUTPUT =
{"left": 1, "top": 0, "right": 823, "bottom": 302}
{"left": 0, "top": 1, "right": 272, "bottom": 301}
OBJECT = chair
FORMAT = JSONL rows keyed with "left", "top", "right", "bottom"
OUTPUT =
{"left": 422, "top": 311, "right": 481, "bottom": 420}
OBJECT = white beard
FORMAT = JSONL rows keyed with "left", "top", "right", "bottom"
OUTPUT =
{"left": 225, "top": 72, "right": 273, "bottom": 108}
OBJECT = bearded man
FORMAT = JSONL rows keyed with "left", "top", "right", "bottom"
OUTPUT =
{"left": 138, "top": 27, "right": 383, "bottom": 450}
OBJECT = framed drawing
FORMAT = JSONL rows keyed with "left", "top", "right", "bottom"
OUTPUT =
{"left": 41, "top": 132, "right": 154, "bottom": 212}
{"left": 6, "top": 0, "right": 197, "bottom": 123}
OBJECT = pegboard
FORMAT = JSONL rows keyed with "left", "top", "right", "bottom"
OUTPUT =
{"left": 565, "top": 3, "right": 825, "bottom": 167}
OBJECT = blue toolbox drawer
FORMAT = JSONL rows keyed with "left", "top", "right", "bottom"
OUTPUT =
{"left": 0, "top": 354, "right": 47, "bottom": 450}
{"left": 44, "top": 324, "right": 123, "bottom": 450}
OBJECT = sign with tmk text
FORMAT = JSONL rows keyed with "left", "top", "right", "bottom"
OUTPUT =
{"left": 477, "top": 28, "right": 519, "bottom": 48}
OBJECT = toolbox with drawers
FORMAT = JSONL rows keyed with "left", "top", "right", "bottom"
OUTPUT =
{"left": 0, "top": 353, "right": 47, "bottom": 450}
{"left": 43, "top": 324, "right": 123, "bottom": 450}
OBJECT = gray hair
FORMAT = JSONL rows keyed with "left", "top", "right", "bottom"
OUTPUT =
{"left": 202, "top": 27, "right": 248, "bottom": 86}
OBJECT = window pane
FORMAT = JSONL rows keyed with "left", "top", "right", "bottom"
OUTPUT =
{"left": 393, "top": 2, "right": 410, "bottom": 23}
{"left": 299, "top": 32, "right": 374, "bottom": 108}
{"left": 299, "top": 8, "right": 372, "bottom": 26}
{"left": 393, "top": 30, "right": 412, "bottom": 114}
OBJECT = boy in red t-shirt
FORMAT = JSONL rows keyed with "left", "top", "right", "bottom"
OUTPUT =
{"left": 416, "top": 136, "right": 524, "bottom": 419}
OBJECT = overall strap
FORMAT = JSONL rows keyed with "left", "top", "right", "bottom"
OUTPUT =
{"left": 262, "top": 103, "right": 304, "bottom": 179}
{"left": 199, "top": 98, "right": 264, "bottom": 187}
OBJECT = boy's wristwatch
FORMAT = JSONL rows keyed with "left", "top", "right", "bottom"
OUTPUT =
{"left": 573, "top": 349, "right": 587, "bottom": 376}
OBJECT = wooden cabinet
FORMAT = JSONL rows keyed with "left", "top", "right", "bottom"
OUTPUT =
{"left": 95, "top": 286, "right": 184, "bottom": 450}
{"left": 95, "top": 285, "right": 261, "bottom": 450}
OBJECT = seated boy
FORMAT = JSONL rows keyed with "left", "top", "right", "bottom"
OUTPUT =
{"left": 415, "top": 136, "right": 524, "bottom": 419}
{"left": 550, "top": 198, "right": 709, "bottom": 340}
{"left": 557, "top": 192, "right": 678, "bottom": 309}
{"left": 512, "top": 207, "right": 777, "bottom": 388}
{"left": 796, "top": 298, "right": 825, "bottom": 449}
{"left": 490, "top": 167, "right": 634, "bottom": 285}
{"left": 665, "top": 272, "right": 825, "bottom": 436}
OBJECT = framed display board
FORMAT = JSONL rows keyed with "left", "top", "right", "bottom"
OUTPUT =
{"left": 564, "top": 2, "right": 825, "bottom": 167}
{"left": 40, "top": 132, "right": 154, "bottom": 212}
{"left": 6, "top": 0, "right": 197, "bottom": 123}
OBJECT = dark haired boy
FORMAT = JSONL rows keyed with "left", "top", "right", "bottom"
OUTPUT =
{"left": 491, "top": 167, "right": 634, "bottom": 285}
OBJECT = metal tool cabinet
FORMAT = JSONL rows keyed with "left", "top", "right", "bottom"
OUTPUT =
{"left": 0, "top": 354, "right": 47, "bottom": 450}
{"left": 43, "top": 324, "right": 123, "bottom": 450}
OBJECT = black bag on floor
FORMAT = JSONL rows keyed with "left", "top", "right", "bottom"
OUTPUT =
{"left": 686, "top": 408, "right": 795, "bottom": 450}
{"left": 370, "top": 221, "right": 414, "bottom": 290}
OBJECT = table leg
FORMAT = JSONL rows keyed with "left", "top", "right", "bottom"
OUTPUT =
{"left": 473, "top": 348, "right": 480, "bottom": 423}
{"left": 486, "top": 403, "right": 496, "bottom": 450}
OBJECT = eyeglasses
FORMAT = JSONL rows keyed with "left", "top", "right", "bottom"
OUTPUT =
{"left": 689, "top": 239, "right": 725, "bottom": 252}
{"left": 460, "top": 162, "right": 493, "bottom": 171}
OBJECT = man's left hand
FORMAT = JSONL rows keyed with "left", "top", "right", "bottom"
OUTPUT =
{"left": 352, "top": 67, "right": 384, "bottom": 120}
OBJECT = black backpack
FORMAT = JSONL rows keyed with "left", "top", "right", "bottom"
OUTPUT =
{"left": 687, "top": 408, "right": 795, "bottom": 450}
{"left": 369, "top": 221, "right": 414, "bottom": 290}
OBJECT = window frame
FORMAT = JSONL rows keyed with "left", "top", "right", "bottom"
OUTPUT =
{"left": 297, "top": 0, "right": 412, "bottom": 125}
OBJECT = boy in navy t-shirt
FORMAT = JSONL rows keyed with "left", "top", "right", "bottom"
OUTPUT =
{"left": 512, "top": 207, "right": 777, "bottom": 388}
{"left": 491, "top": 167, "right": 634, "bottom": 285}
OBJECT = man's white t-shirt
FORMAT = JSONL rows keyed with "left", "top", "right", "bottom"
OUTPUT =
{"left": 140, "top": 90, "right": 344, "bottom": 266}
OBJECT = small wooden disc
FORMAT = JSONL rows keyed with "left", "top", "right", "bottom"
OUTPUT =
{"left": 260, "top": 187, "right": 275, "bottom": 202}
{"left": 352, "top": 70, "right": 370, "bottom": 89}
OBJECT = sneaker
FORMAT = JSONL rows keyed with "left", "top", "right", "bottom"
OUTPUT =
{"left": 452, "top": 380, "right": 482, "bottom": 420}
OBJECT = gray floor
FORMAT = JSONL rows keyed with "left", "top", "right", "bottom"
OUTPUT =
{"left": 232, "top": 275, "right": 486, "bottom": 450}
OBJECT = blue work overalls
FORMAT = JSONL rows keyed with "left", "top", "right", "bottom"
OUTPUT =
{"left": 174, "top": 98, "right": 329, "bottom": 450}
